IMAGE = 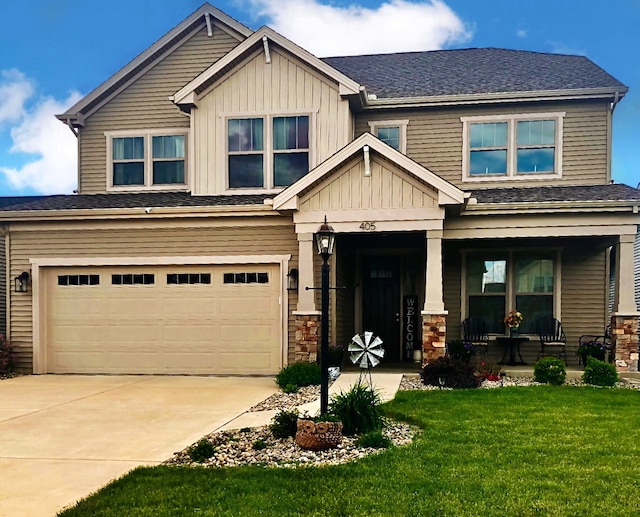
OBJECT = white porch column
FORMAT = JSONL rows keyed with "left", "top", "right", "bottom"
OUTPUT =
{"left": 423, "top": 230, "right": 447, "bottom": 314}
{"left": 295, "top": 232, "right": 318, "bottom": 314}
{"left": 614, "top": 234, "right": 639, "bottom": 314}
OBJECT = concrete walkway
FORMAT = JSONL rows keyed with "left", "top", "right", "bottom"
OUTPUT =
{"left": 0, "top": 375, "right": 278, "bottom": 517}
{"left": 219, "top": 372, "right": 404, "bottom": 430}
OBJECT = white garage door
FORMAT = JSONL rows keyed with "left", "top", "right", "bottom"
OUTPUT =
{"left": 44, "top": 264, "right": 282, "bottom": 374}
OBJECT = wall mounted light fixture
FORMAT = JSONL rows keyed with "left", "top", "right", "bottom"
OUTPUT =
{"left": 287, "top": 268, "right": 299, "bottom": 291}
{"left": 15, "top": 271, "right": 29, "bottom": 293}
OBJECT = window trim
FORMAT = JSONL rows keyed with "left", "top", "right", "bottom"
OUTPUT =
{"left": 105, "top": 129, "right": 190, "bottom": 192}
{"left": 222, "top": 111, "right": 316, "bottom": 194}
{"left": 461, "top": 248, "right": 562, "bottom": 335}
{"left": 368, "top": 120, "right": 409, "bottom": 153}
{"left": 461, "top": 113, "right": 565, "bottom": 183}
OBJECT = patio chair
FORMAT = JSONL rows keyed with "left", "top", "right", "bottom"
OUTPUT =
{"left": 535, "top": 316, "right": 567, "bottom": 363}
{"left": 461, "top": 317, "right": 489, "bottom": 361}
{"left": 578, "top": 325, "right": 612, "bottom": 365}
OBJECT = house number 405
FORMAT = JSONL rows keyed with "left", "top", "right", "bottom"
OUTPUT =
{"left": 359, "top": 222, "right": 377, "bottom": 231}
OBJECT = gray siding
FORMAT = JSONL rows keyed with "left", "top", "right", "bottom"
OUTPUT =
{"left": 79, "top": 24, "right": 242, "bottom": 194}
{"left": 0, "top": 235, "right": 5, "bottom": 335}
{"left": 635, "top": 228, "right": 640, "bottom": 310}
{"left": 355, "top": 100, "right": 610, "bottom": 189}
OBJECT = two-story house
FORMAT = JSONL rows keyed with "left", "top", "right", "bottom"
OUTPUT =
{"left": 1, "top": 3, "right": 638, "bottom": 375}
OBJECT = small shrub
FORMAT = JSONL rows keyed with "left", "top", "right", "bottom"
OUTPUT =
{"left": 275, "top": 362, "right": 321, "bottom": 391}
{"left": 583, "top": 356, "right": 618, "bottom": 387}
{"left": 187, "top": 438, "right": 215, "bottom": 463}
{"left": 477, "top": 361, "right": 503, "bottom": 382}
{"left": 355, "top": 430, "right": 391, "bottom": 449}
{"left": 533, "top": 357, "right": 566, "bottom": 385}
{"left": 252, "top": 438, "right": 267, "bottom": 451}
{"left": 0, "top": 334, "right": 14, "bottom": 374}
{"left": 270, "top": 409, "right": 299, "bottom": 439}
{"left": 421, "top": 357, "right": 482, "bottom": 389}
{"left": 240, "top": 427, "right": 252, "bottom": 433}
{"left": 312, "top": 413, "right": 341, "bottom": 423}
{"left": 283, "top": 384, "right": 298, "bottom": 394}
{"left": 329, "top": 382, "right": 383, "bottom": 436}
{"left": 445, "top": 340, "right": 476, "bottom": 363}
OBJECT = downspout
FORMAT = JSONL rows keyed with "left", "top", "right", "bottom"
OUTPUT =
{"left": 606, "top": 91, "right": 621, "bottom": 183}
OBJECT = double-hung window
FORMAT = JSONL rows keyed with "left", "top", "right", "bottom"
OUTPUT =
{"left": 368, "top": 120, "right": 408, "bottom": 153}
{"left": 227, "top": 115, "right": 310, "bottom": 190}
{"left": 108, "top": 131, "right": 187, "bottom": 189}
{"left": 462, "top": 113, "right": 564, "bottom": 181}
{"left": 465, "top": 251, "right": 557, "bottom": 334}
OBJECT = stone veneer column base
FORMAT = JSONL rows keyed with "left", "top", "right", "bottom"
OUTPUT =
{"left": 421, "top": 313, "right": 447, "bottom": 366}
{"left": 294, "top": 314, "right": 321, "bottom": 363}
{"left": 611, "top": 314, "right": 639, "bottom": 372}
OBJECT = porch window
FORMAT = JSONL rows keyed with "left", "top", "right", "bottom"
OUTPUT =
{"left": 461, "top": 112, "right": 564, "bottom": 182}
{"left": 465, "top": 252, "right": 556, "bottom": 334}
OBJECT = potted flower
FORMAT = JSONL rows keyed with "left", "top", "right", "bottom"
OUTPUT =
{"left": 504, "top": 310, "right": 523, "bottom": 337}
{"left": 576, "top": 340, "right": 607, "bottom": 365}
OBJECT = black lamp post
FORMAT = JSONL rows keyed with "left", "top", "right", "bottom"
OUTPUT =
{"left": 315, "top": 216, "right": 335, "bottom": 415}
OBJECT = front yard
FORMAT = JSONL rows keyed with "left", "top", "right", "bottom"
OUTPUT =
{"left": 58, "top": 385, "right": 640, "bottom": 516}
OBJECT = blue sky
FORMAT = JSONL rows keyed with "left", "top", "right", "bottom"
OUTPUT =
{"left": 0, "top": 0, "right": 638, "bottom": 195}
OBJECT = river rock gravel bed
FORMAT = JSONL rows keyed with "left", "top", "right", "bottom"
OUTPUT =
{"left": 166, "top": 373, "right": 640, "bottom": 469}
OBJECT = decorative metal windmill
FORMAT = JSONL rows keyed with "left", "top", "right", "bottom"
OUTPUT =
{"left": 348, "top": 331, "right": 384, "bottom": 388}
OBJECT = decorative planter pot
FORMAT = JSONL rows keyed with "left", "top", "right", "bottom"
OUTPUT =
{"left": 509, "top": 327, "right": 519, "bottom": 338}
{"left": 295, "top": 419, "right": 343, "bottom": 451}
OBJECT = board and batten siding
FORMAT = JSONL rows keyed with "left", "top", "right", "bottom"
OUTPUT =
{"left": 78, "top": 24, "right": 243, "bottom": 194}
{"left": 355, "top": 100, "right": 610, "bottom": 188}
{"left": 193, "top": 47, "right": 353, "bottom": 195}
{"left": 635, "top": 227, "right": 640, "bottom": 310}
{"left": 7, "top": 217, "right": 298, "bottom": 371}
{"left": 298, "top": 156, "right": 438, "bottom": 213}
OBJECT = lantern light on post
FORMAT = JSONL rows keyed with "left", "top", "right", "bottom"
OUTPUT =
{"left": 316, "top": 216, "right": 335, "bottom": 415}
{"left": 15, "top": 271, "right": 29, "bottom": 293}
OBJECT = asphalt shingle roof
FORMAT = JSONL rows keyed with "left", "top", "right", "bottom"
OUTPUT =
{"left": 322, "top": 48, "right": 627, "bottom": 99}
{"left": 0, "top": 192, "right": 271, "bottom": 212}
{"left": 469, "top": 183, "right": 640, "bottom": 204}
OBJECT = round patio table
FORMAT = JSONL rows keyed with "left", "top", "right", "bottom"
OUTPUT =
{"left": 496, "top": 336, "right": 529, "bottom": 366}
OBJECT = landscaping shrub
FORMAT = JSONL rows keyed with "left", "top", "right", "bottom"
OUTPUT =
{"left": 328, "top": 382, "right": 383, "bottom": 436}
{"left": 270, "top": 409, "right": 299, "bottom": 439}
{"left": 445, "top": 340, "right": 476, "bottom": 363}
{"left": 421, "top": 356, "right": 482, "bottom": 389}
{"left": 0, "top": 334, "right": 14, "bottom": 374}
{"left": 355, "top": 430, "right": 391, "bottom": 449}
{"left": 275, "top": 362, "right": 321, "bottom": 391}
{"left": 252, "top": 438, "right": 267, "bottom": 451}
{"left": 583, "top": 356, "right": 619, "bottom": 387}
{"left": 187, "top": 438, "right": 215, "bottom": 463}
{"left": 533, "top": 357, "right": 566, "bottom": 385}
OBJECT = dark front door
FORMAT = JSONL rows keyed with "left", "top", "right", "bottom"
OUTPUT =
{"left": 362, "top": 256, "right": 401, "bottom": 361}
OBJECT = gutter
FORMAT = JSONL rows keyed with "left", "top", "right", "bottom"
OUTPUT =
{"left": 358, "top": 86, "right": 628, "bottom": 110}
{"left": 461, "top": 199, "right": 640, "bottom": 216}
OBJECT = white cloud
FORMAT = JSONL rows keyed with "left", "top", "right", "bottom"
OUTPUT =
{"left": 517, "top": 29, "right": 527, "bottom": 38}
{"left": 245, "top": 0, "right": 471, "bottom": 56}
{"left": 0, "top": 71, "right": 82, "bottom": 195}
{"left": 0, "top": 69, "right": 34, "bottom": 126}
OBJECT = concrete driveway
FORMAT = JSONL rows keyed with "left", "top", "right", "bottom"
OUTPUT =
{"left": 0, "top": 375, "right": 277, "bottom": 517}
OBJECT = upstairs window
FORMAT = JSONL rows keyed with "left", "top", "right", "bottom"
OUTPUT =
{"left": 227, "top": 115, "right": 310, "bottom": 190}
{"left": 368, "top": 120, "right": 408, "bottom": 153}
{"left": 462, "top": 113, "right": 564, "bottom": 182}
{"left": 107, "top": 131, "right": 187, "bottom": 189}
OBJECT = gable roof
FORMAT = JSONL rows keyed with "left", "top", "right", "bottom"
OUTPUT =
{"left": 57, "top": 3, "right": 253, "bottom": 126}
{"left": 323, "top": 48, "right": 628, "bottom": 105}
{"left": 272, "top": 132, "right": 467, "bottom": 210}
{"left": 172, "top": 25, "right": 360, "bottom": 106}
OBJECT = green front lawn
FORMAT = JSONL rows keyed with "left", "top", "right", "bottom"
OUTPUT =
{"left": 59, "top": 386, "right": 640, "bottom": 516}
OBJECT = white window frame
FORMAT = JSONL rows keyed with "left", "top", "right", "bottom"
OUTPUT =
{"left": 105, "top": 129, "right": 189, "bottom": 192}
{"left": 223, "top": 111, "right": 316, "bottom": 194}
{"left": 461, "top": 248, "right": 561, "bottom": 335}
{"left": 368, "top": 119, "right": 409, "bottom": 153}
{"left": 461, "top": 113, "right": 565, "bottom": 183}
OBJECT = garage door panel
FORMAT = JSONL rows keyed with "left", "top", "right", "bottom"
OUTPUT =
{"left": 45, "top": 264, "right": 282, "bottom": 375}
